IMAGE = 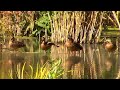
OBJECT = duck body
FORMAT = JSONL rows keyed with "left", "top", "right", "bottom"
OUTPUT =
{"left": 40, "top": 37, "right": 59, "bottom": 51}
{"left": 72, "top": 42, "right": 83, "bottom": 51}
{"left": 41, "top": 41, "right": 56, "bottom": 50}
{"left": 9, "top": 37, "right": 25, "bottom": 50}
{"left": 65, "top": 35, "right": 83, "bottom": 51}
{"left": 104, "top": 42, "right": 116, "bottom": 52}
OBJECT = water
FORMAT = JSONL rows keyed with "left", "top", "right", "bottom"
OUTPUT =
{"left": 0, "top": 38, "right": 120, "bottom": 79}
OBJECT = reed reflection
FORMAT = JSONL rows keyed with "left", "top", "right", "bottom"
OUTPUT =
{"left": 10, "top": 53, "right": 25, "bottom": 79}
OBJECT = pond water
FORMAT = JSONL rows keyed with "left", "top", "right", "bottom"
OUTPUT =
{"left": 0, "top": 38, "right": 120, "bottom": 79}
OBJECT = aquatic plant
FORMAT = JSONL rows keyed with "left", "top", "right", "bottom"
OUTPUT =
{"left": 8, "top": 59, "right": 64, "bottom": 79}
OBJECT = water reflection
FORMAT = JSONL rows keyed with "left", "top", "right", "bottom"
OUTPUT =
{"left": 40, "top": 55, "right": 49, "bottom": 65}
{"left": 10, "top": 53, "right": 25, "bottom": 79}
{"left": 65, "top": 55, "right": 82, "bottom": 79}
{"left": 104, "top": 55, "right": 118, "bottom": 79}
{"left": 0, "top": 38, "right": 119, "bottom": 79}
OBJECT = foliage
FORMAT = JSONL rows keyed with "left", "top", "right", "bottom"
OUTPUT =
{"left": 31, "top": 11, "right": 53, "bottom": 37}
{"left": 0, "top": 11, "right": 35, "bottom": 37}
{"left": 8, "top": 59, "right": 64, "bottom": 79}
{"left": 0, "top": 11, "right": 120, "bottom": 43}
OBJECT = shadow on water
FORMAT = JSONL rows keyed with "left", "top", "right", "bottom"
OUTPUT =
{"left": 0, "top": 37, "right": 120, "bottom": 79}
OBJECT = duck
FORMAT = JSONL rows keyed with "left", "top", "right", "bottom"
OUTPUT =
{"left": 40, "top": 37, "right": 59, "bottom": 52}
{"left": 103, "top": 39, "right": 117, "bottom": 52}
{"left": 65, "top": 34, "right": 83, "bottom": 52}
{"left": 9, "top": 36, "right": 25, "bottom": 51}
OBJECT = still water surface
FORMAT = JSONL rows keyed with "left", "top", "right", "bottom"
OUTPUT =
{"left": 0, "top": 38, "right": 120, "bottom": 79}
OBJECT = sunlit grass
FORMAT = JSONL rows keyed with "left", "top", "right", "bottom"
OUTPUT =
{"left": 8, "top": 59, "right": 64, "bottom": 79}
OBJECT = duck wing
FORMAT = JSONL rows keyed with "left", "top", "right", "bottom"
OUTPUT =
{"left": 74, "top": 42, "right": 83, "bottom": 50}
{"left": 47, "top": 42, "right": 59, "bottom": 47}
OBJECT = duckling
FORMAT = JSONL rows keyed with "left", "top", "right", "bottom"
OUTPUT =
{"left": 103, "top": 39, "right": 117, "bottom": 52}
{"left": 9, "top": 36, "right": 25, "bottom": 51}
{"left": 40, "top": 37, "right": 59, "bottom": 52}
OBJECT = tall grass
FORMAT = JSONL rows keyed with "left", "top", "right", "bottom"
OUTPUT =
{"left": 50, "top": 11, "right": 120, "bottom": 43}
{"left": 50, "top": 11, "right": 104, "bottom": 43}
{"left": 8, "top": 59, "right": 64, "bottom": 79}
{"left": 0, "top": 11, "right": 120, "bottom": 43}
{"left": 0, "top": 11, "right": 35, "bottom": 37}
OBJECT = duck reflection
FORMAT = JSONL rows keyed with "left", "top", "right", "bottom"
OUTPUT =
{"left": 105, "top": 57, "right": 112, "bottom": 72}
{"left": 65, "top": 55, "right": 82, "bottom": 79}
{"left": 104, "top": 55, "right": 117, "bottom": 79}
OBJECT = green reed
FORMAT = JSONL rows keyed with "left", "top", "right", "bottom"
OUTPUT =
{"left": 8, "top": 59, "right": 64, "bottom": 79}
